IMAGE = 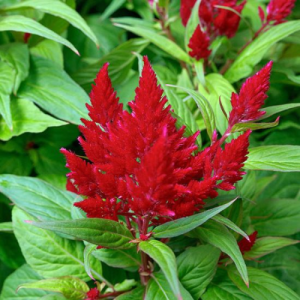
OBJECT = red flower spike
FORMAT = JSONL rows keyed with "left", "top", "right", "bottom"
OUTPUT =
{"left": 85, "top": 287, "right": 100, "bottom": 300}
{"left": 258, "top": 6, "right": 266, "bottom": 23}
{"left": 188, "top": 25, "right": 211, "bottom": 60}
{"left": 228, "top": 62, "right": 273, "bottom": 127}
{"left": 238, "top": 231, "right": 258, "bottom": 254}
{"left": 180, "top": 0, "right": 196, "bottom": 26}
{"left": 267, "top": 0, "right": 296, "bottom": 25}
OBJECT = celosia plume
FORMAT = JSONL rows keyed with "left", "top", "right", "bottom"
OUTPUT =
{"left": 266, "top": 0, "right": 296, "bottom": 24}
{"left": 85, "top": 288, "right": 99, "bottom": 300}
{"left": 61, "top": 57, "right": 266, "bottom": 224}
{"left": 238, "top": 231, "right": 258, "bottom": 254}
{"left": 188, "top": 25, "right": 211, "bottom": 60}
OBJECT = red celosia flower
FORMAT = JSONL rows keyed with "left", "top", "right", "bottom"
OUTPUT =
{"left": 188, "top": 25, "right": 211, "bottom": 60}
{"left": 238, "top": 231, "right": 258, "bottom": 254}
{"left": 180, "top": 0, "right": 196, "bottom": 26}
{"left": 266, "top": 0, "right": 296, "bottom": 24}
{"left": 228, "top": 61, "right": 273, "bottom": 127}
{"left": 85, "top": 288, "right": 99, "bottom": 300}
{"left": 62, "top": 57, "right": 252, "bottom": 224}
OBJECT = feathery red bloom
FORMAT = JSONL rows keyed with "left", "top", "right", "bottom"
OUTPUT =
{"left": 85, "top": 288, "right": 99, "bottom": 300}
{"left": 188, "top": 25, "right": 211, "bottom": 60}
{"left": 267, "top": 0, "right": 296, "bottom": 24}
{"left": 180, "top": 0, "right": 196, "bottom": 26}
{"left": 228, "top": 61, "right": 273, "bottom": 127}
{"left": 62, "top": 57, "right": 252, "bottom": 223}
{"left": 238, "top": 231, "right": 258, "bottom": 254}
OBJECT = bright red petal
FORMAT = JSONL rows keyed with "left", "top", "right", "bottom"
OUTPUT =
{"left": 188, "top": 25, "right": 211, "bottom": 60}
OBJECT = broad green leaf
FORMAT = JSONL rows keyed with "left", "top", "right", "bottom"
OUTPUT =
{"left": 251, "top": 199, "right": 300, "bottom": 236}
{"left": 139, "top": 240, "right": 181, "bottom": 299}
{"left": 167, "top": 85, "right": 216, "bottom": 140}
{"left": 6, "top": 0, "right": 98, "bottom": 47}
{"left": 0, "top": 61, "right": 14, "bottom": 129}
{"left": 0, "top": 264, "right": 47, "bottom": 300}
{"left": 101, "top": 0, "right": 126, "bottom": 20}
{"left": 225, "top": 21, "right": 300, "bottom": 83}
{"left": 228, "top": 266, "right": 300, "bottom": 300}
{"left": 93, "top": 247, "right": 141, "bottom": 271}
{"left": 115, "top": 286, "right": 144, "bottom": 300}
{"left": 260, "top": 103, "right": 300, "bottom": 120}
{"left": 107, "top": 279, "right": 137, "bottom": 293}
{"left": 145, "top": 273, "right": 193, "bottom": 300}
{"left": 12, "top": 207, "right": 99, "bottom": 280}
{"left": 231, "top": 117, "right": 279, "bottom": 132}
{"left": 72, "top": 39, "right": 149, "bottom": 90}
{"left": 245, "top": 146, "right": 300, "bottom": 172}
{"left": 18, "top": 56, "right": 88, "bottom": 124}
{"left": 0, "top": 175, "right": 74, "bottom": 221}
{"left": 31, "top": 218, "right": 135, "bottom": 249}
{"left": 0, "top": 43, "right": 29, "bottom": 93}
{"left": 153, "top": 199, "right": 236, "bottom": 238}
{"left": 18, "top": 276, "right": 89, "bottom": 300}
{"left": 0, "top": 15, "right": 78, "bottom": 54}
{"left": 115, "top": 23, "right": 191, "bottom": 63}
{"left": 244, "top": 237, "right": 299, "bottom": 260}
{"left": 0, "top": 222, "right": 13, "bottom": 232}
{"left": 0, "top": 98, "right": 65, "bottom": 141}
{"left": 191, "top": 220, "right": 248, "bottom": 286}
{"left": 213, "top": 215, "right": 249, "bottom": 240}
{"left": 177, "top": 245, "right": 220, "bottom": 299}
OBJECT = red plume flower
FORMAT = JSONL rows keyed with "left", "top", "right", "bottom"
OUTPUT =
{"left": 188, "top": 25, "right": 211, "bottom": 60}
{"left": 62, "top": 57, "right": 253, "bottom": 224}
{"left": 238, "top": 231, "right": 258, "bottom": 254}
{"left": 85, "top": 288, "right": 99, "bottom": 300}
{"left": 228, "top": 61, "right": 273, "bottom": 127}
{"left": 180, "top": 0, "right": 196, "bottom": 26}
{"left": 266, "top": 0, "right": 296, "bottom": 25}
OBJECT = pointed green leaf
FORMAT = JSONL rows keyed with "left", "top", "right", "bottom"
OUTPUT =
{"left": 260, "top": 103, "right": 300, "bottom": 120}
{"left": 139, "top": 240, "right": 181, "bottom": 299}
{"left": 0, "top": 222, "right": 13, "bottom": 232}
{"left": 153, "top": 199, "right": 236, "bottom": 238}
{"left": 231, "top": 117, "right": 280, "bottom": 133}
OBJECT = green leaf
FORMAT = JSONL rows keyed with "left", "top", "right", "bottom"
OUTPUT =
{"left": 259, "top": 103, "right": 300, "bottom": 120}
{"left": 225, "top": 21, "right": 300, "bottom": 83}
{"left": 0, "top": 175, "right": 74, "bottom": 221}
{"left": 12, "top": 207, "right": 98, "bottom": 280}
{"left": 0, "top": 264, "right": 48, "bottom": 300}
{"left": 93, "top": 247, "right": 141, "bottom": 271}
{"left": 0, "top": 15, "right": 78, "bottom": 54}
{"left": 244, "top": 237, "right": 299, "bottom": 260}
{"left": 0, "top": 43, "right": 29, "bottom": 94}
{"left": 145, "top": 273, "right": 193, "bottom": 300}
{"left": 231, "top": 117, "right": 280, "bottom": 132}
{"left": 191, "top": 220, "right": 248, "bottom": 286}
{"left": 177, "top": 245, "right": 220, "bottom": 299}
{"left": 101, "top": 0, "right": 126, "bottom": 21}
{"left": 0, "top": 98, "right": 65, "bottom": 141}
{"left": 115, "top": 286, "right": 145, "bottom": 300}
{"left": 228, "top": 266, "right": 300, "bottom": 300}
{"left": 213, "top": 215, "right": 249, "bottom": 240}
{"left": 114, "top": 23, "right": 191, "bottom": 63}
{"left": 139, "top": 240, "right": 181, "bottom": 299}
{"left": 0, "top": 222, "right": 13, "bottom": 232}
{"left": 18, "top": 276, "right": 89, "bottom": 300}
{"left": 108, "top": 279, "right": 137, "bottom": 293}
{"left": 153, "top": 199, "right": 236, "bottom": 238}
{"left": 7, "top": 0, "right": 98, "bottom": 47}
{"left": 31, "top": 218, "right": 135, "bottom": 249}
{"left": 251, "top": 199, "right": 300, "bottom": 236}
{"left": 245, "top": 146, "right": 300, "bottom": 172}
{"left": 18, "top": 56, "right": 88, "bottom": 124}
{"left": 167, "top": 85, "right": 216, "bottom": 140}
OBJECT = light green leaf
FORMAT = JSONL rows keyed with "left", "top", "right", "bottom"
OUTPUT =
{"left": 177, "top": 245, "right": 220, "bottom": 299}
{"left": 228, "top": 266, "right": 300, "bottom": 300}
{"left": 18, "top": 276, "right": 89, "bottom": 300}
{"left": 0, "top": 98, "right": 65, "bottom": 141}
{"left": 191, "top": 220, "right": 248, "bottom": 286}
{"left": 251, "top": 199, "right": 300, "bottom": 236}
{"left": 115, "top": 286, "right": 144, "bottom": 300}
{"left": 167, "top": 85, "right": 216, "bottom": 140}
{"left": 259, "top": 103, "right": 300, "bottom": 120}
{"left": 245, "top": 145, "right": 300, "bottom": 172}
{"left": 101, "top": 0, "right": 126, "bottom": 20}
{"left": 6, "top": 0, "right": 98, "bottom": 47}
{"left": 31, "top": 218, "right": 135, "bottom": 249}
{"left": 145, "top": 273, "right": 193, "bottom": 300}
{"left": 225, "top": 21, "right": 300, "bottom": 83}
{"left": 213, "top": 215, "right": 249, "bottom": 240}
{"left": 153, "top": 199, "right": 236, "bottom": 238}
{"left": 0, "top": 175, "right": 74, "bottom": 221}
{"left": 244, "top": 237, "right": 299, "bottom": 260}
{"left": 139, "top": 240, "right": 181, "bottom": 299}
{"left": 0, "top": 15, "right": 78, "bottom": 54}
{"left": 12, "top": 207, "right": 98, "bottom": 280}
{"left": 18, "top": 56, "right": 88, "bottom": 124}
{"left": 114, "top": 23, "right": 191, "bottom": 63}
{"left": 231, "top": 117, "right": 279, "bottom": 132}
{"left": 0, "top": 264, "right": 47, "bottom": 300}
{"left": 0, "top": 43, "right": 29, "bottom": 93}
{"left": 0, "top": 222, "right": 13, "bottom": 232}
